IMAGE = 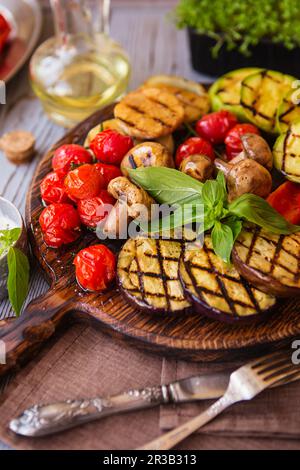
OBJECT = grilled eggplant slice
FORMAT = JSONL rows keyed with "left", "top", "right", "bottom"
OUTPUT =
{"left": 143, "top": 75, "right": 210, "bottom": 123}
{"left": 273, "top": 120, "right": 300, "bottom": 183}
{"left": 84, "top": 119, "right": 174, "bottom": 154}
{"left": 232, "top": 225, "right": 300, "bottom": 297}
{"left": 240, "top": 70, "right": 295, "bottom": 133}
{"left": 209, "top": 67, "right": 261, "bottom": 120}
{"left": 114, "top": 87, "right": 184, "bottom": 140}
{"left": 118, "top": 236, "right": 191, "bottom": 314}
{"left": 179, "top": 235, "right": 276, "bottom": 323}
{"left": 277, "top": 89, "right": 300, "bottom": 134}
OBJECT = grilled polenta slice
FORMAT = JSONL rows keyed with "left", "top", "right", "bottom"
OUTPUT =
{"left": 143, "top": 75, "right": 210, "bottom": 122}
{"left": 114, "top": 87, "right": 184, "bottom": 140}
{"left": 84, "top": 119, "right": 175, "bottom": 154}
{"left": 240, "top": 70, "right": 295, "bottom": 133}
{"left": 118, "top": 236, "right": 191, "bottom": 314}
{"left": 209, "top": 67, "right": 262, "bottom": 120}
{"left": 179, "top": 235, "right": 276, "bottom": 323}
{"left": 273, "top": 120, "right": 300, "bottom": 183}
{"left": 121, "top": 142, "right": 174, "bottom": 177}
{"left": 232, "top": 225, "right": 300, "bottom": 297}
{"left": 276, "top": 89, "right": 300, "bottom": 133}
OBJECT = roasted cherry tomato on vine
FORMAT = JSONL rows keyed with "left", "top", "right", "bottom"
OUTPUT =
{"left": 77, "top": 191, "right": 115, "bottom": 228}
{"left": 267, "top": 181, "right": 300, "bottom": 225}
{"left": 225, "top": 123, "right": 260, "bottom": 160}
{"left": 64, "top": 164, "right": 105, "bottom": 201}
{"left": 175, "top": 137, "right": 215, "bottom": 168}
{"left": 52, "top": 144, "right": 93, "bottom": 177}
{"left": 0, "top": 14, "right": 11, "bottom": 53}
{"left": 90, "top": 129, "right": 134, "bottom": 166}
{"left": 74, "top": 244, "right": 116, "bottom": 292}
{"left": 94, "top": 162, "right": 122, "bottom": 188}
{"left": 195, "top": 110, "right": 237, "bottom": 145}
{"left": 39, "top": 203, "right": 81, "bottom": 248}
{"left": 40, "top": 171, "right": 70, "bottom": 205}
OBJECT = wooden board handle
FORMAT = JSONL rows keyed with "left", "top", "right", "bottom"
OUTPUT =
{"left": 0, "top": 284, "right": 73, "bottom": 377}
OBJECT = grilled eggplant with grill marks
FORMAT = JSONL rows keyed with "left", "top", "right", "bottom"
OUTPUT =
{"left": 179, "top": 235, "right": 276, "bottom": 323}
{"left": 232, "top": 225, "right": 300, "bottom": 297}
{"left": 117, "top": 236, "right": 192, "bottom": 314}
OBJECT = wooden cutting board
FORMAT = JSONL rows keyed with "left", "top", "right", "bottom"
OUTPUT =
{"left": 1, "top": 103, "right": 300, "bottom": 377}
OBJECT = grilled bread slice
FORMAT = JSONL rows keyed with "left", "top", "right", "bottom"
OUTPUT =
{"left": 273, "top": 120, "right": 300, "bottom": 183}
{"left": 114, "top": 87, "right": 184, "bottom": 140}
{"left": 209, "top": 67, "right": 261, "bottom": 120}
{"left": 84, "top": 119, "right": 174, "bottom": 154}
{"left": 179, "top": 235, "right": 276, "bottom": 323}
{"left": 121, "top": 142, "right": 174, "bottom": 177}
{"left": 118, "top": 236, "right": 191, "bottom": 314}
{"left": 276, "top": 89, "right": 300, "bottom": 134}
{"left": 240, "top": 70, "right": 295, "bottom": 133}
{"left": 232, "top": 224, "right": 300, "bottom": 297}
{"left": 143, "top": 75, "right": 210, "bottom": 123}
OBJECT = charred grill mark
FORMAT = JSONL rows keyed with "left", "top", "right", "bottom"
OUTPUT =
{"left": 128, "top": 154, "right": 137, "bottom": 169}
{"left": 270, "top": 235, "right": 284, "bottom": 275}
{"left": 246, "top": 226, "right": 261, "bottom": 265}
{"left": 155, "top": 239, "right": 171, "bottom": 310}
{"left": 143, "top": 253, "right": 181, "bottom": 263}
{"left": 240, "top": 100, "right": 272, "bottom": 122}
{"left": 242, "top": 83, "right": 255, "bottom": 92}
{"left": 202, "top": 242, "right": 238, "bottom": 316}
{"left": 124, "top": 286, "right": 184, "bottom": 302}
{"left": 241, "top": 279, "right": 261, "bottom": 313}
{"left": 282, "top": 129, "right": 292, "bottom": 172}
{"left": 279, "top": 105, "right": 298, "bottom": 121}
{"left": 184, "top": 260, "right": 206, "bottom": 303}
{"left": 134, "top": 240, "right": 148, "bottom": 306}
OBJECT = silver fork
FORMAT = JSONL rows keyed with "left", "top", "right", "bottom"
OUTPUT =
{"left": 138, "top": 349, "right": 300, "bottom": 450}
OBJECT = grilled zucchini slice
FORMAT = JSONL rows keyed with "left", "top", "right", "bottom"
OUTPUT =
{"left": 179, "top": 235, "right": 276, "bottom": 323}
{"left": 143, "top": 75, "right": 210, "bottom": 123}
{"left": 240, "top": 70, "right": 295, "bottom": 133}
{"left": 209, "top": 67, "right": 261, "bottom": 120}
{"left": 276, "top": 89, "right": 300, "bottom": 133}
{"left": 118, "top": 236, "right": 191, "bottom": 314}
{"left": 84, "top": 119, "right": 175, "bottom": 154}
{"left": 232, "top": 224, "right": 300, "bottom": 297}
{"left": 273, "top": 120, "right": 300, "bottom": 183}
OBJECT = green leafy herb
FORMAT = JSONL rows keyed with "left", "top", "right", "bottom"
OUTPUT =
{"left": 128, "top": 167, "right": 203, "bottom": 206}
{"left": 129, "top": 167, "right": 300, "bottom": 263}
{"left": 173, "top": 0, "right": 300, "bottom": 57}
{"left": 228, "top": 193, "right": 300, "bottom": 234}
{"left": 7, "top": 247, "right": 30, "bottom": 317}
{"left": 0, "top": 227, "right": 21, "bottom": 257}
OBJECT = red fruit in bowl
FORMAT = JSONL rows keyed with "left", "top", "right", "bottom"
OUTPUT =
{"left": 52, "top": 144, "right": 93, "bottom": 177}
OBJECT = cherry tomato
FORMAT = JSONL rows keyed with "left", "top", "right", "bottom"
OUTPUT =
{"left": 94, "top": 162, "right": 122, "bottom": 188}
{"left": 0, "top": 14, "right": 11, "bottom": 53}
{"left": 74, "top": 244, "right": 116, "bottom": 291}
{"left": 175, "top": 137, "right": 215, "bottom": 168}
{"left": 40, "top": 171, "right": 70, "bottom": 205}
{"left": 195, "top": 110, "right": 237, "bottom": 145}
{"left": 90, "top": 129, "right": 134, "bottom": 166}
{"left": 39, "top": 203, "right": 81, "bottom": 248}
{"left": 224, "top": 123, "right": 260, "bottom": 160}
{"left": 52, "top": 144, "right": 93, "bottom": 177}
{"left": 77, "top": 191, "right": 115, "bottom": 228}
{"left": 64, "top": 164, "right": 105, "bottom": 201}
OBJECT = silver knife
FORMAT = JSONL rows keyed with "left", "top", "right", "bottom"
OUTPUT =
{"left": 9, "top": 371, "right": 231, "bottom": 437}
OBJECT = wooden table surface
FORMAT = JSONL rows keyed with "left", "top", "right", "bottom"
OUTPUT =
{"left": 0, "top": 0, "right": 299, "bottom": 451}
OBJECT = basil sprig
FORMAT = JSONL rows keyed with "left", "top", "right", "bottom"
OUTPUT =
{"left": 0, "top": 227, "right": 30, "bottom": 316}
{"left": 129, "top": 167, "right": 300, "bottom": 263}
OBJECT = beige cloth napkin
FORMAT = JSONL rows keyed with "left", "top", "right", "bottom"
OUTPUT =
{"left": 159, "top": 356, "right": 300, "bottom": 439}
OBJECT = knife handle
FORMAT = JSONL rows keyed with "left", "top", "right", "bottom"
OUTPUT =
{"left": 9, "top": 385, "right": 170, "bottom": 437}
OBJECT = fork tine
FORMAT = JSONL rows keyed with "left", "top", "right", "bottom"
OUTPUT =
{"left": 250, "top": 349, "right": 290, "bottom": 370}
{"left": 271, "top": 370, "right": 300, "bottom": 388}
{"left": 256, "top": 356, "right": 292, "bottom": 375}
{"left": 261, "top": 363, "right": 299, "bottom": 386}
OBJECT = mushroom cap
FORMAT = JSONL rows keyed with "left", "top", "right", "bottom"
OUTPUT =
{"left": 180, "top": 154, "right": 214, "bottom": 182}
{"left": 108, "top": 176, "right": 155, "bottom": 219}
{"left": 121, "top": 141, "right": 174, "bottom": 177}
{"left": 241, "top": 133, "right": 273, "bottom": 170}
{"left": 227, "top": 159, "right": 272, "bottom": 202}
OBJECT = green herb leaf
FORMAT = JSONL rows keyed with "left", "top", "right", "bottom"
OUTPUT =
{"left": 223, "top": 215, "right": 243, "bottom": 242}
{"left": 7, "top": 247, "right": 30, "bottom": 317}
{"left": 128, "top": 167, "right": 203, "bottom": 206}
{"left": 228, "top": 193, "right": 300, "bottom": 234}
{"left": 211, "top": 221, "right": 234, "bottom": 264}
{"left": 0, "top": 227, "right": 21, "bottom": 257}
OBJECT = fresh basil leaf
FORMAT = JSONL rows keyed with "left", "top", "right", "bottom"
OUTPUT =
{"left": 223, "top": 216, "right": 242, "bottom": 242}
{"left": 211, "top": 221, "right": 234, "bottom": 264}
{"left": 228, "top": 193, "right": 300, "bottom": 234}
{"left": 128, "top": 167, "right": 203, "bottom": 206}
{"left": 7, "top": 247, "right": 30, "bottom": 317}
{"left": 202, "top": 179, "right": 222, "bottom": 208}
{"left": 0, "top": 227, "right": 21, "bottom": 257}
{"left": 216, "top": 171, "right": 227, "bottom": 203}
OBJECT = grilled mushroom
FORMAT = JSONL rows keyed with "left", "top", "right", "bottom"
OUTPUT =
{"left": 215, "top": 158, "right": 272, "bottom": 202}
{"left": 179, "top": 154, "right": 214, "bottom": 182}
{"left": 121, "top": 142, "right": 174, "bottom": 177}
{"left": 104, "top": 177, "right": 155, "bottom": 237}
{"left": 230, "top": 133, "right": 273, "bottom": 170}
